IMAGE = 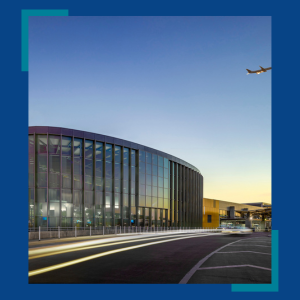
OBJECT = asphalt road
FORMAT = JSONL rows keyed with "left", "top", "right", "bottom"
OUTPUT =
{"left": 28, "top": 231, "right": 271, "bottom": 284}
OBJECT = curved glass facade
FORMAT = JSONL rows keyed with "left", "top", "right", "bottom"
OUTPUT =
{"left": 28, "top": 127, "right": 203, "bottom": 228}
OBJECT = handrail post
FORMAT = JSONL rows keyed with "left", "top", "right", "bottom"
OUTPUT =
{"left": 58, "top": 226, "right": 60, "bottom": 239}
{"left": 90, "top": 226, "right": 91, "bottom": 236}
{"left": 39, "top": 226, "right": 41, "bottom": 241}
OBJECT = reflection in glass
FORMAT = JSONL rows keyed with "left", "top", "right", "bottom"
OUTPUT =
{"left": 37, "top": 135, "right": 47, "bottom": 153}
{"left": 139, "top": 151, "right": 145, "bottom": 162}
{"left": 106, "top": 144, "right": 112, "bottom": 161}
{"left": 146, "top": 152, "right": 152, "bottom": 164}
{"left": 131, "top": 150, "right": 136, "bottom": 166}
{"left": 115, "top": 146, "right": 121, "bottom": 163}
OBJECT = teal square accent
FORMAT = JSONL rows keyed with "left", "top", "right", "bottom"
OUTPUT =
{"left": 232, "top": 230, "right": 278, "bottom": 292}
{"left": 21, "top": 9, "right": 69, "bottom": 72}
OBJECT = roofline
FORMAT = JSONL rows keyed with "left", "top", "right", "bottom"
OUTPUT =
{"left": 29, "top": 126, "right": 201, "bottom": 174}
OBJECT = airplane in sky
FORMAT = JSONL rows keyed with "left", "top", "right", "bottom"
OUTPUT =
{"left": 246, "top": 66, "right": 272, "bottom": 75}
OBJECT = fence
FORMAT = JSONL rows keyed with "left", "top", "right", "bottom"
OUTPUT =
{"left": 28, "top": 226, "right": 221, "bottom": 240}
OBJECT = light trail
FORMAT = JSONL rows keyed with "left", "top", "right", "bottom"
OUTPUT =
{"left": 29, "top": 233, "right": 211, "bottom": 260}
{"left": 29, "top": 233, "right": 210, "bottom": 277}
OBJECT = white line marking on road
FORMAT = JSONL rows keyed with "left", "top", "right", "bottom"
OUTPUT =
{"left": 198, "top": 265, "right": 271, "bottom": 271}
{"left": 179, "top": 236, "right": 272, "bottom": 284}
{"left": 226, "top": 245, "right": 271, "bottom": 247}
{"left": 216, "top": 251, "right": 271, "bottom": 255}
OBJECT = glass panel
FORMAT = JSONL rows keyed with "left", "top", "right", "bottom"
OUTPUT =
{"left": 74, "top": 138, "right": 82, "bottom": 157}
{"left": 158, "top": 188, "right": 163, "bottom": 198}
{"left": 49, "top": 135, "right": 60, "bottom": 154}
{"left": 105, "top": 178, "right": 113, "bottom": 192}
{"left": 164, "top": 189, "right": 169, "bottom": 199}
{"left": 164, "top": 158, "right": 168, "bottom": 168}
{"left": 139, "top": 195, "right": 146, "bottom": 207}
{"left": 74, "top": 175, "right": 82, "bottom": 190}
{"left": 146, "top": 152, "right": 152, "bottom": 164}
{"left": 85, "top": 140, "right": 93, "bottom": 159}
{"left": 37, "top": 155, "right": 47, "bottom": 172}
{"left": 37, "top": 173, "right": 47, "bottom": 187}
{"left": 96, "top": 160, "right": 103, "bottom": 177}
{"left": 36, "top": 189, "right": 47, "bottom": 202}
{"left": 152, "top": 176, "right": 157, "bottom": 186}
{"left": 74, "top": 157, "right": 82, "bottom": 175}
{"left": 131, "top": 166, "right": 135, "bottom": 181}
{"left": 115, "top": 163, "right": 121, "bottom": 179}
{"left": 105, "top": 193, "right": 112, "bottom": 208}
{"left": 164, "top": 178, "right": 169, "bottom": 188}
{"left": 49, "top": 202, "right": 60, "bottom": 217}
{"left": 131, "top": 195, "right": 135, "bottom": 207}
{"left": 152, "top": 186, "right": 157, "bottom": 197}
{"left": 96, "top": 142, "right": 103, "bottom": 160}
{"left": 62, "top": 156, "right": 71, "bottom": 174}
{"left": 158, "top": 198, "right": 164, "bottom": 208}
{"left": 139, "top": 162, "right": 145, "bottom": 173}
{"left": 164, "top": 199, "right": 169, "bottom": 209}
{"left": 74, "top": 190, "right": 82, "bottom": 204}
{"left": 105, "top": 161, "right": 112, "bottom": 178}
{"left": 37, "top": 135, "right": 47, "bottom": 153}
{"left": 146, "top": 163, "right": 152, "bottom": 175}
{"left": 62, "top": 189, "right": 72, "bottom": 203}
{"left": 105, "top": 144, "right": 112, "bottom": 161}
{"left": 139, "top": 172, "right": 145, "bottom": 184}
{"left": 146, "top": 196, "right": 152, "bottom": 207}
{"left": 152, "top": 197, "right": 157, "bottom": 208}
{"left": 123, "top": 148, "right": 129, "bottom": 164}
{"left": 62, "top": 136, "right": 72, "bottom": 156}
{"left": 49, "top": 155, "right": 60, "bottom": 173}
{"left": 115, "top": 146, "right": 121, "bottom": 163}
{"left": 115, "top": 179, "right": 121, "bottom": 193}
{"left": 158, "top": 167, "right": 164, "bottom": 178}
{"left": 146, "top": 185, "right": 152, "bottom": 196}
{"left": 158, "top": 156, "right": 163, "bottom": 167}
{"left": 152, "top": 165, "right": 157, "bottom": 176}
{"left": 123, "top": 194, "right": 129, "bottom": 206}
{"left": 131, "top": 150, "right": 136, "bottom": 166}
{"left": 49, "top": 173, "right": 60, "bottom": 188}
{"left": 164, "top": 168, "right": 169, "bottom": 178}
{"left": 85, "top": 160, "right": 93, "bottom": 177}
{"left": 123, "top": 164, "right": 129, "bottom": 181}
{"left": 139, "top": 151, "right": 145, "bottom": 162}
{"left": 131, "top": 181, "right": 135, "bottom": 194}
{"left": 61, "top": 203, "right": 73, "bottom": 218}
{"left": 139, "top": 184, "right": 146, "bottom": 195}
{"left": 123, "top": 180, "right": 129, "bottom": 194}
{"left": 158, "top": 177, "right": 164, "bottom": 188}
{"left": 95, "top": 191, "right": 103, "bottom": 205}
{"left": 152, "top": 154, "right": 157, "bottom": 165}
{"left": 146, "top": 174, "right": 152, "bottom": 186}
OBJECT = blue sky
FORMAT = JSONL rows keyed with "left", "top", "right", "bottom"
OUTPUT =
{"left": 29, "top": 16, "right": 271, "bottom": 203}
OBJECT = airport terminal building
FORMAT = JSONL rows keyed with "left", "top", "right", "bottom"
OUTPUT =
{"left": 203, "top": 198, "right": 272, "bottom": 231}
{"left": 28, "top": 126, "right": 203, "bottom": 229}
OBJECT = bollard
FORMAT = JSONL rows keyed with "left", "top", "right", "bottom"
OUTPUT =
{"left": 58, "top": 226, "right": 60, "bottom": 239}
{"left": 39, "top": 226, "right": 41, "bottom": 241}
{"left": 120, "top": 226, "right": 122, "bottom": 234}
{"left": 103, "top": 226, "right": 104, "bottom": 235}
{"left": 90, "top": 226, "right": 91, "bottom": 236}
{"left": 75, "top": 226, "right": 77, "bottom": 237}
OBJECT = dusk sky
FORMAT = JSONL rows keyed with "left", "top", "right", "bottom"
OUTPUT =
{"left": 29, "top": 16, "right": 271, "bottom": 204}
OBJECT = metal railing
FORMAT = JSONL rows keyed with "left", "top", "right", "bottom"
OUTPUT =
{"left": 28, "top": 226, "right": 222, "bottom": 241}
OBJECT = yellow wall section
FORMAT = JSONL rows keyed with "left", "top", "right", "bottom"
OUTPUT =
{"left": 202, "top": 198, "right": 219, "bottom": 228}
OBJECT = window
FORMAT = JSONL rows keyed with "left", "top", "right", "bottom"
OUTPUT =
{"left": 207, "top": 215, "right": 212, "bottom": 223}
